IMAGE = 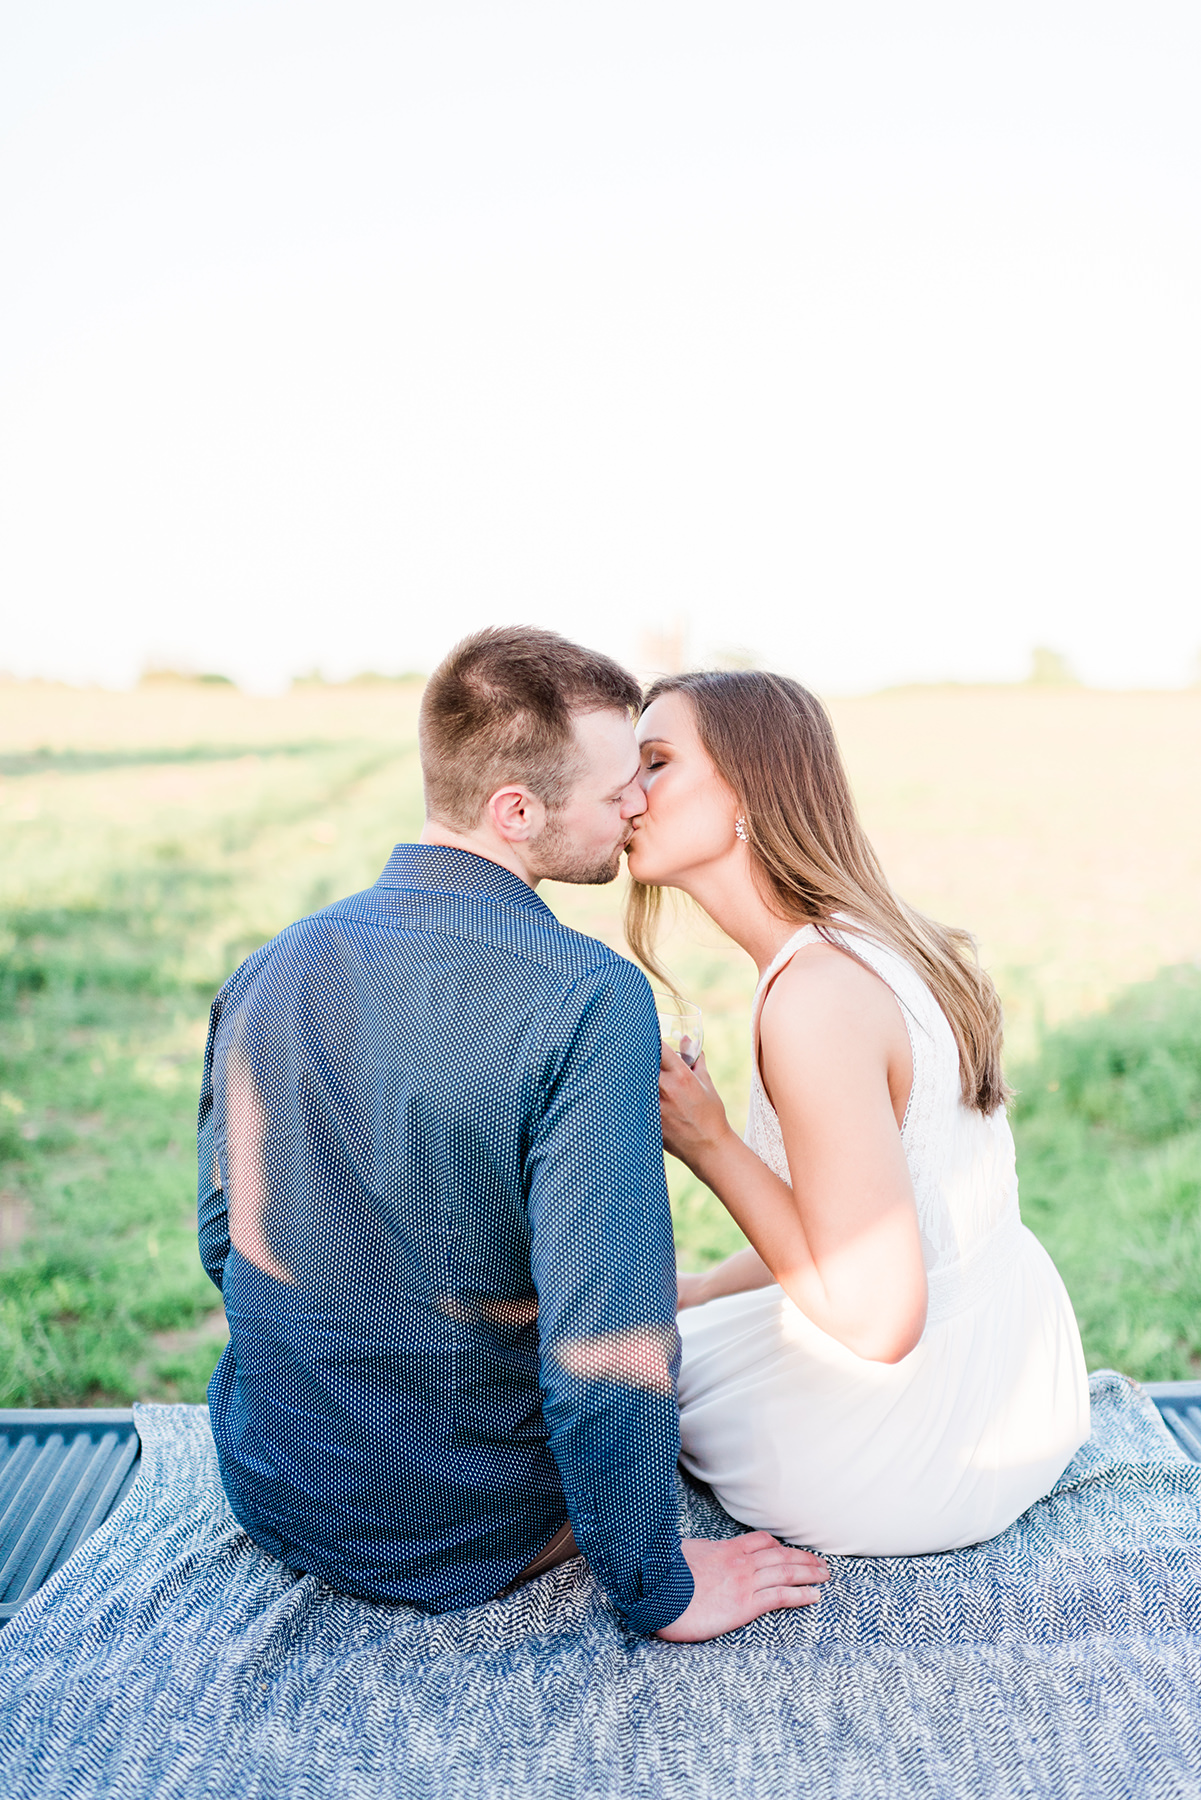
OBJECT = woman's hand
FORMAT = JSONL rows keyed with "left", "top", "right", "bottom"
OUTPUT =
{"left": 658, "top": 1047, "right": 732, "bottom": 1171}
{"left": 676, "top": 1269, "right": 711, "bottom": 1311}
{"left": 677, "top": 1248, "right": 776, "bottom": 1312}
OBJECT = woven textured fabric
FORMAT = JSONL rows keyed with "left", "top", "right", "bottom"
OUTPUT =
{"left": 2, "top": 1371, "right": 1199, "bottom": 1800}
{"left": 197, "top": 844, "right": 689, "bottom": 1630}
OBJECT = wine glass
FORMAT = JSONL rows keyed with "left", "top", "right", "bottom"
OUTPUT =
{"left": 656, "top": 1001, "right": 704, "bottom": 1069}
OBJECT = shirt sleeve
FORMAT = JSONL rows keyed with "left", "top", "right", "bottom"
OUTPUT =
{"left": 197, "top": 991, "right": 230, "bottom": 1293}
{"left": 525, "top": 957, "right": 694, "bottom": 1635}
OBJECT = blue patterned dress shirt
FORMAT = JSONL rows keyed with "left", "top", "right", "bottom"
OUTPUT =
{"left": 197, "top": 844, "right": 694, "bottom": 1633}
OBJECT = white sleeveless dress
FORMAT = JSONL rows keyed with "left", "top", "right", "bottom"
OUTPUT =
{"left": 676, "top": 924, "right": 1090, "bottom": 1555}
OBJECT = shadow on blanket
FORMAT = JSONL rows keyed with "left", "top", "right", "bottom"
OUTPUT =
{"left": 1, "top": 1371, "right": 1199, "bottom": 1800}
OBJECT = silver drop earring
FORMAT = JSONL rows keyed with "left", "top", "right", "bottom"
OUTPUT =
{"left": 734, "top": 817, "right": 748, "bottom": 842}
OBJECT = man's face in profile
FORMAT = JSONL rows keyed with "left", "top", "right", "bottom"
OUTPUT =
{"left": 530, "top": 708, "right": 647, "bottom": 885}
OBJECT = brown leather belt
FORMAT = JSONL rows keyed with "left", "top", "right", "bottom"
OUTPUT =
{"left": 499, "top": 1522, "right": 580, "bottom": 1596}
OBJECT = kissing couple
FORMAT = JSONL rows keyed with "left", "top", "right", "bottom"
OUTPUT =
{"left": 198, "top": 626, "right": 1088, "bottom": 1641}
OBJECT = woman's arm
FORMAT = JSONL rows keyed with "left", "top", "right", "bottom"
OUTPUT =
{"left": 659, "top": 945, "right": 927, "bottom": 1363}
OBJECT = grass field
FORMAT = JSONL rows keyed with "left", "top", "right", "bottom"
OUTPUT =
{"left": 1, "top": 676, "right": 1199, "bottom": 1404}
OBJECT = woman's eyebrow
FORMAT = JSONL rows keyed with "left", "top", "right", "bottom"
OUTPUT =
{"left": 638, "top": 736, "right": 673, "bottom": 749}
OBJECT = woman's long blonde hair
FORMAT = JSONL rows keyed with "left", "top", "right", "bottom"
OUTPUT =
{"left": 625, "top": 671, "right": 1009, "bottom": 1114}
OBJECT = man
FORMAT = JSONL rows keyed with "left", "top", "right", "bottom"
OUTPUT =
{"left": 197, "top": 626, "right": 827, "bottom": 1640}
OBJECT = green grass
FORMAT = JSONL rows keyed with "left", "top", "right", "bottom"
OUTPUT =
{"left": 1, "top": 700, "right": 1198, "bottom": 1401}
{"left": 0, "top": 876, "right": 224, "bottom": 1403}
{"left": 1009, "top": 964, "right": 1201, "bottom": 1380}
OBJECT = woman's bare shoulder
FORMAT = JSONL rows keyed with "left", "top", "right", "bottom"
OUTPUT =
{"left": 760, "top": 937, "right": 906, "bottom": 1046}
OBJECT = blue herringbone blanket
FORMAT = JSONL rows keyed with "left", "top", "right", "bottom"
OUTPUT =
{"left": 2, "top": 1371, "right": 1199, "bottom": 1799}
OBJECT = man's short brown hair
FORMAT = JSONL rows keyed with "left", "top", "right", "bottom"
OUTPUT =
{"left": 419, "top": 626, "right": 643, "bottom": 831}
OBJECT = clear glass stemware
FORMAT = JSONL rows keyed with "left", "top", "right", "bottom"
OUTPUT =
{"left": 656, "top": 1000, "right": 704, "bottom": 1069}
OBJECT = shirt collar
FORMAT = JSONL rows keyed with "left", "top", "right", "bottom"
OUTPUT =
{"left": 375, "top": 843, "right": 553, "bottom": 914}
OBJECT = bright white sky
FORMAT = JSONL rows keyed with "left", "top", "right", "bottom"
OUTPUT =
{"left": 1, "top": 0, "right": 1198, "bottom": 692}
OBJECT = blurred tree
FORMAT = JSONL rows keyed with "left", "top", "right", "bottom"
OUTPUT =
{"left": 1028, "top": 646, "right": 1079, "bottom": 686}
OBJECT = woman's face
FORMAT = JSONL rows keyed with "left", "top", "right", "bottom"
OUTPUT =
{"left": 625, "top": 691, "right": 742, "bottom": 891}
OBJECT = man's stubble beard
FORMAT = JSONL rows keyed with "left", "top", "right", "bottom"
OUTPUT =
{"left": 531, "top": 814, "right": 627, "bottom": 887}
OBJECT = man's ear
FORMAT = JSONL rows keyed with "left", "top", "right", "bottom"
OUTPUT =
{"left": 486, "top": 785, "right": 546, "bottom": 844}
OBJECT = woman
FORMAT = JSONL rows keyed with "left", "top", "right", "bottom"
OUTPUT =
{"left": 624, "top": 670, "right": 1089, "bottom": 1556}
